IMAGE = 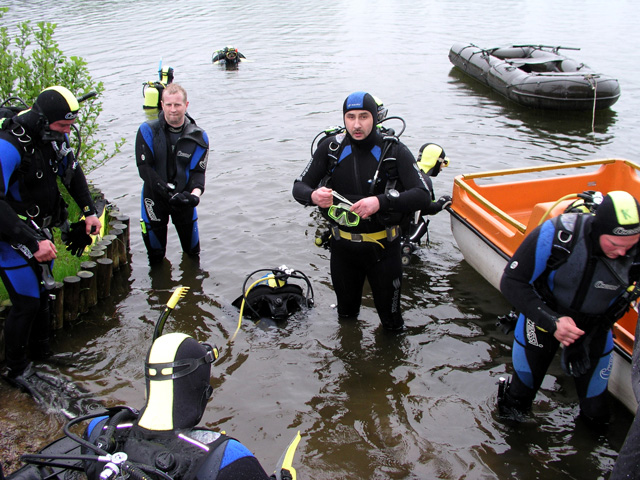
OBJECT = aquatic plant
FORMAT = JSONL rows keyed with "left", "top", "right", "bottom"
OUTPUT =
{"left": 0, "top": 6, "right": 125, "bottom": 171}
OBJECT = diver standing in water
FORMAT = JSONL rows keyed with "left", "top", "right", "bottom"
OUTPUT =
{"left": 292, "top": 92, "right": 430, "bottom": 331}
{"left": 0, "top": 86, "right": 101, "bottom": 384}
{"left": 136, "top": 83, "right": 209, "bottom": 264}
{"left": 499, "top": 191, "right": 640, "bottom": 427}
{"left": 83, "top": 332, "right": 276, "bottom": 480}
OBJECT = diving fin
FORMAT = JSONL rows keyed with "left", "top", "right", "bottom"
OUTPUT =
{"left": 273, "top": 431, "right": 301, "bottom": 480}
{"left": 1, "top": 363, "right": 102, "bottom": 419}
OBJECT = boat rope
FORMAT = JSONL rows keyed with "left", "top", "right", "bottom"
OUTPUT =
{"left": 586, "top": 74, "right": 598, "bottom": 133}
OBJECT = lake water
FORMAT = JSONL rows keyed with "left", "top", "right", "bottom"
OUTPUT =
{"left": 1, "top": 1, "right": 640, "bottom": 478}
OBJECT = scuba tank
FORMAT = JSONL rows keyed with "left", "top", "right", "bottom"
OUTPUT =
{"left": 142, "top": 65, "right": 174, "bottom": 109}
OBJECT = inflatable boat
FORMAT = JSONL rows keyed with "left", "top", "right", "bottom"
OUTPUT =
{"left": 448, "top": 43, "right": 621, "bottom": 110}
{"left": 447, "top": 158, "right": 640, "bottom": 412}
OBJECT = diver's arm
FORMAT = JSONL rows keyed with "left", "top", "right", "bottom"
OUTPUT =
{"left": 500, "top": 225, "right": 559, "bottom": 333}
{"left": 0, "top": 141, "right": 41, "bottom": 251}
{"left": 135, "top": 125, "right": 173, "bottom": 199}
{"left": 293, "top": 142, "right": 331, "bottom": 206}
{"left": 377, "top": 143, "right": 430, "bottom": 214}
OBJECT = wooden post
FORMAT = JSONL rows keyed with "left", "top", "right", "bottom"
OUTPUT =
{"left": 114, "top": 215, "right": 130, "bottom": 251}
{"left": 102, "top": 235, "right": 118, "bottom": 270}
{"left": 110, "top": 228, "right": 126, "bottom": 267}
{"left": 96, "top": 258, "right": 113, "bottom": 299}
{"left": 89, "top": 248, "right": 105, "bottom": 262}
{"left": 80, "top": 261, "right": 98, "bottom": 308}
{"left": 50, "top": 281, "right": 64, "bottom": 330}
{"left": 77, "top": 270, "right": 94, "bottom": 314}
{"left": 63, "top": 276, "right": 81, "bottom": 324}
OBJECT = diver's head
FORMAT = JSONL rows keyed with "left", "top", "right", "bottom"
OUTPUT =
{"left": 225, "top": 46, "right": 238, "bottom": 61}
{"left": 343, "top": 91, "right": 378, "bottom": 144}
{"left": 159, "top": 66, "right": 175, "bottom": 84}
{"left": 138, "top": 332, "right": 217, "bottom": 431}
{"left": 34, "top": 86, "right": 80, "bottom": 134}
{"left": 417, "top": 143, "right": 449, "bottom": 176}
{"left": 15, "top": 86, "right": 79, "bottom": 140}
{"left": 592, "top": 191, "right": 640, "bottom": 258}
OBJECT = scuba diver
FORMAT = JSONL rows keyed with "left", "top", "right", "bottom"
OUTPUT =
{"left": 399, "top": 143, "right": 452, "bottom": 265}
{"left": 136, "top": 83, "right": 209, "bottom": 264}
{"left": 0, "top": 86, "right": 101, "bottom": 386}
{"left": 292, "top": 91, "right": 430, "bottom": 331}
{"left": 143, "top": 64, "right": 175, "bottom": 109}
{"left": 6, "top": 288, "right": 299, "bottom": 480}
{"left": 498, "top": 191, "right": 640, "bottom": 427}
{"left": 211, "top": 46, "right": 246, "bottom": 67}
{"left": 82, "top": 332, "right": 277, "bottom": 480}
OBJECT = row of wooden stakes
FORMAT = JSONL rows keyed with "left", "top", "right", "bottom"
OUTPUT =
{"left": 48, "top": 207, "right": 132, "bottom": 329}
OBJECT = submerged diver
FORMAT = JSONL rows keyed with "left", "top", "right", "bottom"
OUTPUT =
{"left": 0, "top": 86, "right": 101, "bottom": 384}
{"left": 498, "top": 191, "right": 640, "bottom": 426}
{"left": 82, "top": 332, "right": 276, "bottom": 480}
{"left": 136, "top": 83, "right": 209, "bottom": 264}
{"left": 399, "top": 143, "right": 452, "bottom": 264}
{"left": 211, "top": 46, "right": 246, "bottom": 66}
{"left": 292, "top": 91, "right": 430, "bottom": 331}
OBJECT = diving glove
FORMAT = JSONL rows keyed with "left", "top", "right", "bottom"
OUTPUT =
{"left": 154, "top": 181, "right": 175, "bottom": 200}
{"left": 435, "top": 195, "right": 452, "bottom": 211}
{"left": 561, "top": 338, "right": 592, "bottom": 377}
{"left": 64, "top": 220, "right": 93, "bottom": 257}
{"left": 169, "top": 192, "right": 200, "bottom": 207}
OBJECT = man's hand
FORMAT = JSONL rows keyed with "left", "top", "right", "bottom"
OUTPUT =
{"left": 85, "top": 215, "right": 102, "bottom": 235}
{"left": 311, "top": 187, "right": 333, "bottom": 208}
{"left": 34, "top": 239, "right": 57, "bottom": 262}
{"left": 351, "top": 197, "right": 380, "bottom": 220}
{"left": 554, "top": 316, "right": 585, "bottom": 347}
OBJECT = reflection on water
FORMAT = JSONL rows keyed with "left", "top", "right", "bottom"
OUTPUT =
{"left": 447, "top": 67, "right": 619, "bottom": 162}
{"left": 2, "top": 0, "right": 640, "bottom": 478}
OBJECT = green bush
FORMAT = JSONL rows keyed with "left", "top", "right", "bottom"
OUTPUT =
{"left": 0, "top": 6, "right": 125, "bottom": 171}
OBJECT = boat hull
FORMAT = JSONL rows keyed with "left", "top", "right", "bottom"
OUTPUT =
{"left": 448, "top": 159, "right": 639, "bottom": 412}
{"left": 448, "top": 43, "right": 621, "bottom": 110}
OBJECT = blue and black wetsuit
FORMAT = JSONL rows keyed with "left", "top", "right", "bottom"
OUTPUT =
{"left": 136, "top": 112, "right": 208, "bottom": 264}
{"left": 500, "top": 213, "right": 635, "bottom": 420}
{"left": 0, "top": 113, "right": 96, "bottom": 376}
{"left": 293, "top": 129, "right": 430, "bottom": 330}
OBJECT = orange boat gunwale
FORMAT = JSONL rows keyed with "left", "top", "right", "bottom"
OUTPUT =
{"left": 450, "top": 158, "right": 640, "bottom": 359}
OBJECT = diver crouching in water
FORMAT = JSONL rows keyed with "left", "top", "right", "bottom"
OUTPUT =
{"left": 82, "top": 333, "right": 276, "bottom": 480}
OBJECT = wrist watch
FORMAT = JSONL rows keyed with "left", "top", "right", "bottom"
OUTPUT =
{"left": 386, "top": 189, "right": 400, "bottom": 200}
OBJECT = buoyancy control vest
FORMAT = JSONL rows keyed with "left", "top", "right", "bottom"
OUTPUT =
{"left": 317, "top": 128, "right": 407, "bottom": 228}
{"left": 0, "top": 116, "right": 71, "bottom": 228}
{"left": 146, "top": 114, "right": 208, "bottom": 193}
{"left": 84, "top": 410, "right": 246, "bottom": 480}
{"left": 533, "top": 213, "right": 640, "bottom": 329}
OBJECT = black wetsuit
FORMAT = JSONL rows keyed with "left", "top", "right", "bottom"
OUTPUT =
{"left": 0, "top": 113, "right": 96, "bottom": 376}
{"left": 136, "top": 112, "right": 208, "bottom": 264}
{"left": 293, "top": 129, "right": 430, "bottom": 329}
{"left": 500, "top": 214, "right": 636, "bottom": 420}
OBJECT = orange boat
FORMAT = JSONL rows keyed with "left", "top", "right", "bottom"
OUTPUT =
{"left": 448, "top": 158, "right": 640, "bottom": 412}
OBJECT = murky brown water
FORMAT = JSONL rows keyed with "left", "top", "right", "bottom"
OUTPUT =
{"left": 2, "top": 0, "right": 640, "bottom": 478}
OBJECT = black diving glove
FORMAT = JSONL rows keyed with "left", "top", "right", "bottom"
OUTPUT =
{"left": 434, "top": 195, "right": 452, "bottom": 212}
{"left": 154, "top": 181, "right": 174, "bottom": 200}
{"left": 64, "top": 220, "right": 93, "bottom": 257}
{"left": 561, "top": 336, "right": 592, "bottom": 377}
{"left": 169, "top": 192, "right": 200, "bottom": 207}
